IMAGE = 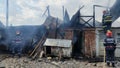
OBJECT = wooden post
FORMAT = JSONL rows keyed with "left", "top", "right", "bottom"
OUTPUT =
{"left": 103, "top": 47, "right": 106, "bottom": 68}
{"left": 104, "top": 48, "right": 106, "bottom": 63}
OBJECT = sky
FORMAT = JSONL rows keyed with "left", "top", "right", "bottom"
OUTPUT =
{"left": 0, "top": 0, "right": 116, "bottom": 26}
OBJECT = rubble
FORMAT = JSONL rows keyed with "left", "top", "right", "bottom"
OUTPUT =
{"left": 47, "top": 57, "right": 52, "bottom": 60}
{"left": 0, "top": 54, "right": 120, "bottom": 68}
{"left": 0, "top": 62, "right": 5, "bottom": 68}
{"left": 116, "top": 62, "right": 120, "bottom": 67}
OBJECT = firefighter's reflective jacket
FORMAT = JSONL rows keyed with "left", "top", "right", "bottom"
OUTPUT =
{"left": 12, "top": 36, "right": 22, "bottom": 44}
{"left": 104, "top": 37, "right": 116, "bottom": 50}
{"left": 11, "top": 35, "right": 24, "bottom": 55}
{"left": 102, "top": 12, "right": 112, "bottom": 33}
{"left": 102, "top": 14, "right": 112, "bottom": 25}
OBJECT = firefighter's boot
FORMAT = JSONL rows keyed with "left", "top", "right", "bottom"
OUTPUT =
{"left": 107, "top": 62, "right": 110, "bottom": 66}
{"left": 112, "top": 63, "right": 115, "bottom": 67}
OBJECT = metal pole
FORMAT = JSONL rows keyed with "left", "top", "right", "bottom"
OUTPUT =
{"left": 93, "top": 5, "right": 108, "bottom": 28}
{"left": 93, "top": 5, "right": 95, "bottom": 27}
{"left": 62, "top": 6, "right": 64, "bottom": 20}
{"left": 6, "top": 0, "right": 9, "bottom": 28}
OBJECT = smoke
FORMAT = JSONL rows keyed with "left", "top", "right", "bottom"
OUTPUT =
{"left": 2, "top": 25, "right": 47, "bottom": 53}
{"left": 110, "top": 0, "right": 120, "bottom": 21}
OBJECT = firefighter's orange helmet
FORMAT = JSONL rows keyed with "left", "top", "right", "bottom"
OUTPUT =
{"left": 106, "top": 30, "right": 112, "bottom": 37}
{"left": 16, "top": 31, "right": 20, "bottom": 35}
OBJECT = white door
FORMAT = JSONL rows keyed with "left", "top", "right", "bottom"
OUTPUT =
{"left": 115, "top": 32, "right": 120, "bottom": 57}
{"left": 98, "top": 30, "right": 105, "bottom": 56}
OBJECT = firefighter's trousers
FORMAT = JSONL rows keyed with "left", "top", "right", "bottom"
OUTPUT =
{"left": 106, "top": 49, "right": 115, "bottom": 63}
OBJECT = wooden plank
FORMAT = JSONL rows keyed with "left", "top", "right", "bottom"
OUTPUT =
{"left": 32, "top": 37, "right": 46, "bottom": 59}
{"left": 29, "top": 34, "right": 46, "bottom": 57}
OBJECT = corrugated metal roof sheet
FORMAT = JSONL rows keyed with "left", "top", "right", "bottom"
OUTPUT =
{"left": 44, "top": 38, "right": 72, "bottom": 47}
{"left": 112, "top": 17, "right": 120, "bottom": 27}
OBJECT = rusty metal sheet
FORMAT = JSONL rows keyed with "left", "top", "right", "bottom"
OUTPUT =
{"left": 84, "top": 29, "right": 96, "bottom": 57}
{"left": 44, "top": 38, "right": 72, "bottom": 47}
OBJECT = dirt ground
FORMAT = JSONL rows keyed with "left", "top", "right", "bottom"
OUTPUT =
{"left": 0, "top": 54, "right": 120, "bottom": 68}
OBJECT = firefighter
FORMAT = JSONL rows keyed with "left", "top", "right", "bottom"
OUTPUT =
{"left": 102, "top": 10, "right": 112, "bottom": 33}
{"left": 104, "top": 30, "right": 116, "bottom": 67}
{"left": 11, "top": 31, "right": 23, "bottom": 57}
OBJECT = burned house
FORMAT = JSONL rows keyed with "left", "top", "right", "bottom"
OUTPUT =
{"left": 61, "top": 9, "right": 97, "bottom": 58}
{"left": 41, "top": 0, "right": 120, "bottom": 58}
{"left": 35, "top": 0, "right": 120, "bottom": 58}
{"left": 42, "top": 9, "right": 97, "bottom": 58}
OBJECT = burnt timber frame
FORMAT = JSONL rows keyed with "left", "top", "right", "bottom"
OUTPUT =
{"left": 77, "top": 5, "right": 96, "bottom": 28}
{"left": 78, "top": 5, "right": 108, "bottom": 28}
{"left": 80, "top": 16, "right": 95, "bottom": 27}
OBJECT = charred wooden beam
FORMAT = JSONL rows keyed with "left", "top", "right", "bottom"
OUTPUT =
{"left": 29, "top": 32, "right": 47, "bottom": 59}
{"left": 81, "top": 17, "right": 93, "bottom": 27}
